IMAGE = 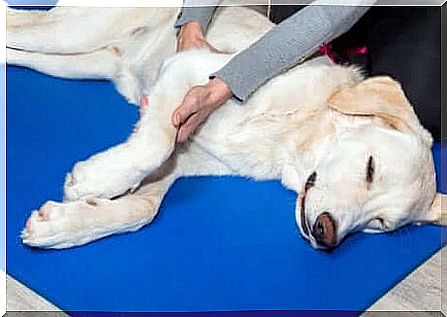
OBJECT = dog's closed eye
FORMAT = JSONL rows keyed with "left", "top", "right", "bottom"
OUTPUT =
{"left": 366, "top": 156, "right": 375, "bottom": 185}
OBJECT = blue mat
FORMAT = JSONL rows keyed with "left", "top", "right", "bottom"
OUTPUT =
{"left": 6, "top": 65, "right": 446, "bottom": 313}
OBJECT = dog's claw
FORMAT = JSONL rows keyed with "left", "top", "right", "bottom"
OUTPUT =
{"left": 66, "top": 173, "right": 76, "bottom": 186}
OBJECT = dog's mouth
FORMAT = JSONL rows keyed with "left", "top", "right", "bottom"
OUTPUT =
{"left": 299, "top": 171, "right": 339, "bottom": 249}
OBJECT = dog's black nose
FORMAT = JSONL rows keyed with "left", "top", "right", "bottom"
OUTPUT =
{"left": 313, "top": 212, "right": 337, "bottom": 248}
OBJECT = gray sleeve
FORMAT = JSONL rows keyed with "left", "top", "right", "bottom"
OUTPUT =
{"left": 211, "top": 2, "right": 376, "bottom": 102}
{"left": 174, "top": 0, "right": 221, "bottom": 33}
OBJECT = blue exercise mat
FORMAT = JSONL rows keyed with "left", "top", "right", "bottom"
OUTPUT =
{"left": 6, "top": 65, "right": 446, "bottom": 314}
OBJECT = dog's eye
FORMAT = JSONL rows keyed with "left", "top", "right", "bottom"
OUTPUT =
{"left": 368, "top": 217, "right": 390, "bottom": 231}
{"left": 366, "top": 156, "right": 375, "bottom": 184}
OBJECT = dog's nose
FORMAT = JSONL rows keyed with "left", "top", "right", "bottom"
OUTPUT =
{"left": 312, "top": 212, "right": 337, "bottom": 248}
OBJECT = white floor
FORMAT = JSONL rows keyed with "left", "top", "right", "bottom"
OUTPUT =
{"left": 368, "top": 247, "right": 446, "bottom": 313}
{"left": 7, "top": 275, "right": 62, "bottom": 312}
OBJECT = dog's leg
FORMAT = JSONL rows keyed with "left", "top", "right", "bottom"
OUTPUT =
{"left": 22, "top": 145, "right": 233, "bottom": 249}
{"left": 64, "top": 91, "right": 179, "bottom": 201}
{"left": 22, "top": 160, "right": 178, "bottom": 249}
{"left": 6, "top": 7, "right": 54, "bottom": 28}
{"left": 63, "top": 51, "right": 224, "bottom": 201}
{"left": 7, "top": 46, "right": 142, "bottom": 104}
{"left": 7, "top": 7, "right": 132, "bottom": 54}
{"left": 7, "top": 47, "right": 120, "bottom": 80}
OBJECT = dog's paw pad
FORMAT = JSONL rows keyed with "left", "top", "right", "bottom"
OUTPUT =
{"left": 37, "top": 201, "right": 56, "bottom": 219}
{"left": 66, "top": 173, "right": 76, "bottom": 187}
{"left": 21, "top": 211, "right": 41, "bottom": 240}
{"left": 64, "top": 168, "right": 89, "bottom": 201}
{"left": 21, "top": 200, "right": 107, "bottom": 249}
{"left": 86, "top": 198, "right": 99, "bottom": 207}
{"left": 22, "top": 215, "right": 36, "bottom": 238}
{"left": 21, "top": 201, "right": 71, "bottom": 248}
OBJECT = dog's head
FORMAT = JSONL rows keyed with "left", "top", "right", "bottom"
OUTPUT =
{"left": 296, "top": 76, "right": 445, "bottom": 249}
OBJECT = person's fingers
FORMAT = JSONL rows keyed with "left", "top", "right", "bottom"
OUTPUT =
{"left": 176, "top": 114, "right": 200, "bottom": 143}
{"left": 176, "top": 111, "right": 207, "bottom": 143}
{"left": 177, "top": 34, "right": 223, "bottom": 54}
{"left": 139, "top": 95, "right": 149, "bottom": 116}
{"left": 172, "top": 90, "right": 202, "bottom": 126}
{"left": 205, "top": 42, "right": 223, "bottom": 54}
{"left": 140, "top": 95, "right": 148, "bottom": 106}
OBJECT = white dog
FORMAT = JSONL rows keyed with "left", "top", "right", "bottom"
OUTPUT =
{"left": 7, "top": 5, "right": 446, "bottom": 250}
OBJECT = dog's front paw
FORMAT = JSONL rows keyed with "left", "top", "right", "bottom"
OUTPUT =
{"left": 64, "top": 160, "right": 140, "bottom": 201}
{"left": 21, "top": 201, "right": 81, "bottom": 249}
{"left": 64, "top": 161, "right": 99, "bottom": 201}
{"left": 22, "top": 199, "right": 110, "bottom": 249}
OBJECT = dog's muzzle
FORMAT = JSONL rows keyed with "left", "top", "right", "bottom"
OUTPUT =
{"left": 300, "top": 172, "right": 338, "bottom": 249}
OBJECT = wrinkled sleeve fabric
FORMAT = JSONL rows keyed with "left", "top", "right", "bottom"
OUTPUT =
{"left": 174, "top": 0, "right": 221, "bottom": 32}
{"left": 211, "top": 0, "right": 377, "bottom": 102}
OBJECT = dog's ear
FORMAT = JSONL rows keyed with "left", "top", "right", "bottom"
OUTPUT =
{"left": 328, "top": 76, "right": 433, "bottom": 145}
{"left": 416, "top": 193, "right": 447, "bottom": 226}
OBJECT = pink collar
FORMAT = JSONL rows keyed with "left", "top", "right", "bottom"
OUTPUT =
{"left": 319, "top": 43, "right": 368, "bottom": 64}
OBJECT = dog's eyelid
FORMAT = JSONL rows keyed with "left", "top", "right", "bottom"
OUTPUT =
{"left": 366, "top": 156, "right": 375, "bottom": 185}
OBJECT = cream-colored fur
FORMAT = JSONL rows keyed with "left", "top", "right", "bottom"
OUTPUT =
{"left": 7, "top": 6, "right": 445, "bottom": 249}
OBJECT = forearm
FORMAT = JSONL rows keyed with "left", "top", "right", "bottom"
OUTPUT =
{"left": 174, "top": 0, "right": 221, "bottom": 33}
{"left": 212, "top": 0, "right": 376, "bottom": 102}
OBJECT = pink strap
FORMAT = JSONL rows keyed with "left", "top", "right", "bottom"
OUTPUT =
{"left": 319, "top": 43, "right": 368, "bottom": 64}
{"left": 319, "top": 43, "right": 338, "bottom": 62}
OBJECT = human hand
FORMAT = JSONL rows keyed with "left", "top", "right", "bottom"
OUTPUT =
{"left": 139, "top": 95, "right": 149, "bottom": 117}
{"left": 177, "top": 21, "right": 220, "bottom": 53}
{"left": 172, "top": 78, "right": 232, "bottom": 143}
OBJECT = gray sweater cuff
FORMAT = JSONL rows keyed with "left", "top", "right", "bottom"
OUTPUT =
{"left": 210, "top": 4, "right": 372, "bottom": 102}
{"left": 174, "top": 6, "right": 217, "bottom": 33}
